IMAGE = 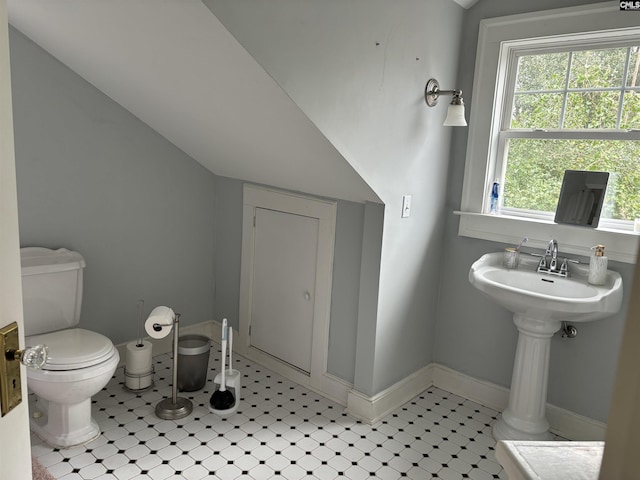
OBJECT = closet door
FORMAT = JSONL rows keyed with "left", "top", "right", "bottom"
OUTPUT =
{"left": 249, "top": 207, "right": 318, "bottom": 373}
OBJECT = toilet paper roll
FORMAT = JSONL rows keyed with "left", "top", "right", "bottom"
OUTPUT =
{"left": 144, "top": 306, "right": 175, "bottom": 339}
{"left": 125, "top": 340, "right": 153, "bottom": 375}
{"left": 124, "top": 340, "right": 154, "bottom": 391}
{"left": 125, "top": 371, "right": 153, "bottom": 391}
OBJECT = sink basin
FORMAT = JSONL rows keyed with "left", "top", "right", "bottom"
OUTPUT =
{"left": 469, "top": 250, "right": 623, "bottom": 442}
{"left": 469, "top": 252, "right": 623, "bottom": 322}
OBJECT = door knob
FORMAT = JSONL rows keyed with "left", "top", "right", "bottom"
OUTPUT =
{"left": 6, "top": 344, "right": 48, "bottom": 369}
{"left": 1, "top": 322, "right": 48, "bottom": 416}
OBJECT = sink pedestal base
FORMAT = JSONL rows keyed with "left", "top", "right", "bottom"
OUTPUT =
{"left": 493, "top": 314, "right": 560, "bottom": 441}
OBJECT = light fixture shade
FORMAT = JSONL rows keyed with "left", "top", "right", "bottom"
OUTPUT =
{"left": 443, "top": 104, "right": 467, "bottom": 127}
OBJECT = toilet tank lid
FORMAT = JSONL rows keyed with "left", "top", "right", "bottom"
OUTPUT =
{"left": 20, "top": 247, "right": 86, "bottom": 276}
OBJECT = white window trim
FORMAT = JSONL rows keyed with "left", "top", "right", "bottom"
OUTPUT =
{"left": 459, "top": 2, "right": 640, "bottom": 263}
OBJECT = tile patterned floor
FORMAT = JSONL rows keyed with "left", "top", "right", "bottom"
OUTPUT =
{"left": 30, "top": 345, "right": 507, "bottom": 480}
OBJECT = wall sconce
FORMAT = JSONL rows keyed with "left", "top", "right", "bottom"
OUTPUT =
{"left": 424, "top": 78, "right": 467, "bottom": 127}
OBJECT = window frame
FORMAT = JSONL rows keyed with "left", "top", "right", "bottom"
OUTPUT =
{"left": 498, "top": 38, "right": 640, "bottom": 224}
{"left": 457, "top": 2, "right": 640, "bottom": 263}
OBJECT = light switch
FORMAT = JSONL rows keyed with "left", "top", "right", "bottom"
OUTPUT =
{"left": 402, "top": 195, "right": 412, "bottom": 218}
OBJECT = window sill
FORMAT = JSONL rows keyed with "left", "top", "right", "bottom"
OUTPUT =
{"left": 455, "top": 211, "right": 639, "bottom": 264}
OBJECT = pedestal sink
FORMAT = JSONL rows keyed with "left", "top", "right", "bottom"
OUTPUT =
{"left": 469, "top": 252, "right": 623, "bottom": 441}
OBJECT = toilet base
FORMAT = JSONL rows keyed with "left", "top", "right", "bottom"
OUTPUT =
{"left": 29, "top": 394, "right": 100, "bottom": 448}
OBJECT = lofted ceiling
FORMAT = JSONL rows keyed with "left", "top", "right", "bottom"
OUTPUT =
{"left": 7, "top": 0, "right": 381, "bottom": 204}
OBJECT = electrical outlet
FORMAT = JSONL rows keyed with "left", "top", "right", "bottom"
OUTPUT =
{"left": 0, "top": 322, "right": 22, "bottom": 416}
{"left": 402, "top": 195, "right": 412, "bottom": 218}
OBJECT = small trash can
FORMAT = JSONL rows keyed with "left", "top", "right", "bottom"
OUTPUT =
{"left": 177, "top": 334, "right": 211, "bottom": 392}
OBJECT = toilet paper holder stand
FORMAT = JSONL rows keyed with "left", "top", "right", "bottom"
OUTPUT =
{"left": 152, "top": 312, "right": 193, "bottom": 420}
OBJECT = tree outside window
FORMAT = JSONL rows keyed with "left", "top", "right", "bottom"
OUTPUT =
{"left": 501, "top": 46, "right": 640, "bottom": 223}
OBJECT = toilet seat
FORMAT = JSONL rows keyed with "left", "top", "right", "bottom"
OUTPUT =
{"left": 27, "top": 328, "right": 116, "bottom": 370}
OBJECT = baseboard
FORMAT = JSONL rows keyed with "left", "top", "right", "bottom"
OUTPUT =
{"left": 346, "top": 362, "right": 605, "bottom": 440}
{"left": 236, "top": 343, "right": 352, "bottom": 406}
{"left": 214, "top": 319, "right": 352, "bottom": 406}
{"left": 431, "top": 363, "right": 507, "bottom": 412}
{"left": 431, "top": 364, "right": 605, "bottom": 440}
{"left": 546, "top": 404, "right": 606, "bottom": 441}
{"left": 117, "top": 327, "right": 605, "bottom": 440}
{"left": 320, "top": 372, "right": 353, "bottom": 406}
{"left": 346, "top": 364, "right": 435, "bottom": 424}
{"left": 115, "top": 319, "right": 215, "bottom": 368}
{"left": 115, "top": 319, "right": 352, "bottom": 404}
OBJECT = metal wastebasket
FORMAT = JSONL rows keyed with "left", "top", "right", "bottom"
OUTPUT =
{"left": 177, "top": 334, "right": 211, "bottom": 392}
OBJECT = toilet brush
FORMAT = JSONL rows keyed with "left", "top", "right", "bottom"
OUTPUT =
{"left": 209, "top": 319, "right": 235, "bottom": 411}
{"left": 228, "top": 327, "right": 233, "bottom": 375}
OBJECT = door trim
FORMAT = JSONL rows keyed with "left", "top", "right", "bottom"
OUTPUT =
{"left": 238, "top": 184, "right": 345, "bottom": 402}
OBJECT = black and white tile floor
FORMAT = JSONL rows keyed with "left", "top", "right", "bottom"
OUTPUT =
{"left": 30, "top": 346, "right": 508, "bottom": 480}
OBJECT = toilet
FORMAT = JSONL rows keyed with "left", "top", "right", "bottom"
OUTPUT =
{"left": 20, "top": 247, "right": 119, "bottom": 448}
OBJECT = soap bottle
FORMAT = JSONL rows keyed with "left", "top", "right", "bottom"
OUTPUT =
{"left": 588, "top": 244, "right": 608, "bottom": 285}
{"left": 490, "top": 179, "right": 500, "bottom": 214}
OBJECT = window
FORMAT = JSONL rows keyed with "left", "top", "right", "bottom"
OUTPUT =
{"left": 458, "top": 3, "right": 640, "bottom": 263}
{"left": 499, "top": 44, "right": 640, "bottom": 225}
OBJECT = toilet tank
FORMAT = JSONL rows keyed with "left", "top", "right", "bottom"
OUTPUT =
{"left": 20, "top": 247, "right": 86, "bottom": 336}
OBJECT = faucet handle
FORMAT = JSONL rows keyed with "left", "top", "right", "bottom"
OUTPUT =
{"left": 559, "top": 258, "right": 582, "bottom": 276}
{"left": 560, "top": 258, "right": 568, "bottom": 274}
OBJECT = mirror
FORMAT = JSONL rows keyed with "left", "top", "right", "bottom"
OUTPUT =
{"left": 554, "top": 170, "right": 609, "bottom": 228}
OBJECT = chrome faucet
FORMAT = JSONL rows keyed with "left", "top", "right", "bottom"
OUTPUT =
{"left": 536, "top": 239, "right": 569, "bottom": 276}
{"left": 547, "top": 239, "right": 558, "bottom": 271}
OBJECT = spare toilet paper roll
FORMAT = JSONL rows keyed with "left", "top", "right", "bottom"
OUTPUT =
{"left": 125, "top": 370, "right": 153, "bottom": 391}
{"left": 125, "top": 340, "right": 153, "bottom": 374}
{"left": 144, "top": 306, "right": 175, "bottom": 339}
{"left": 124, "top": 340, "right": 154, "bottom": 390}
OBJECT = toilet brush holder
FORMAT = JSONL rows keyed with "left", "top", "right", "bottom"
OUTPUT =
{"left": 210, "top": 369, "right": 241, "bottom": 416}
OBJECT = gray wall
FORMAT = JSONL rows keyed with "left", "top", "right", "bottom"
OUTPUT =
{"left": 11, "top": 27, "right": 218, "bottom": 344}
{"left": 10, "top": 26, "right": 369, "bottom": 384}
{"left": 211, "top": 175, "right": 242, "bottom": 331}
{"left": 206, "top": 0, "right": 465, "bottom": 396}
{"left": 436, "top": 0, "right": 635, "bottom": 423}
{"left": 327, "top": 199, "right": 367, "bottom": 382}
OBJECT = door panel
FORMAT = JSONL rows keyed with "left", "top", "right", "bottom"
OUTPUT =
{"left": 250, "top": 207, "right": 318, "bottom": 373}
{"left": 0, "top": 1, "right": 33, "bottom": 476}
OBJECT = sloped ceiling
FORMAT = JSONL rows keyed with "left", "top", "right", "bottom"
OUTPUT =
{"left": 452, "top": 0, "right": 481, "bottom": 8}
{"left": 7, "top": 0, "right": 381, "bottom": 204}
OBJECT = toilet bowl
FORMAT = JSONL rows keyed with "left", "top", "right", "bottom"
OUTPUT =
{"left": 26, "top": 328, "right": 119, "bottom": 447}
{"left": 21, "top": 247, "right": 119, "bottom": 448}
